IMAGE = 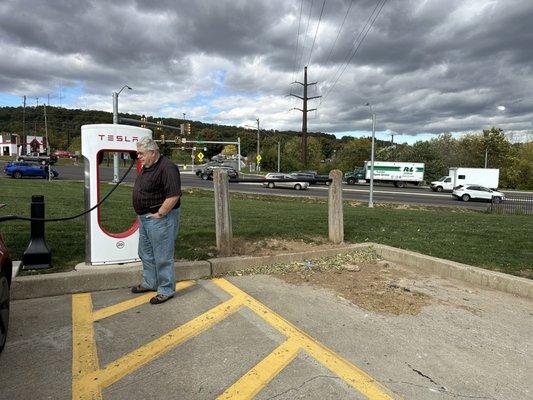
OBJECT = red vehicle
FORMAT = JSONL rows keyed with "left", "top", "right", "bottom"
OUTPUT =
{"left": 53, "top": 150, "right": 75, "bottom": 158}
{"left": 0, "top": 229, "right": 12, "bottom": 354}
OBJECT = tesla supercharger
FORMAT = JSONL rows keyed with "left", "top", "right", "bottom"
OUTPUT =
{"left": 81, "top": 124, "right": 152, "bottom": 265}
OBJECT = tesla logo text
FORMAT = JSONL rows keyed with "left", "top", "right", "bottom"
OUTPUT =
{"left": 116, "top": 241, "right": 125, "bottom": 249}
{"left": 98, "top": 135, "right": 139, "bottom": 142}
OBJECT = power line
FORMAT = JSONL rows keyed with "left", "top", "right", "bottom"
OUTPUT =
{"left": 296, "top": 0, "right": 315, "bottom": 74}
{"left": 319, "top": 0, "right": 388, "bottom": 108}
{"left": 307, "top": 0, "right": 327, "bottom": 67}
{"left": 291, "top": 0, "right": 305, "bottom": 84}
{"left": 323, "top": 0, "right": 354, "bottom": 67}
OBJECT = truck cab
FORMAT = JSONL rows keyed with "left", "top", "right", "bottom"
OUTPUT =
{"left": 430, "top": 176, "right": 453, "bottom": 192}
{"left": 344, "top": 168, "right": 365, "bottom": 185}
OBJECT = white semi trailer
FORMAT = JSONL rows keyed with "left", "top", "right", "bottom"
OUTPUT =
{"left": 344, "top": 161, "right": 425, "bottom": 188}
{"left": 430, "top": 168, "right": 500, "bottom": 191}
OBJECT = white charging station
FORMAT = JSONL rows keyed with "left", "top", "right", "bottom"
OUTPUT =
{"left": 81, "top": 124, "right": 152, "bottom": 265}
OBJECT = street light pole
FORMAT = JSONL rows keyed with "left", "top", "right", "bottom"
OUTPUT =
{"left": 112, "top": 85, "right": 132, "bottom": 183}
{"left": 256, "top": 118, "right": 260, "bottom": 172}
{"left": 365, "top": 103, "right": 376, "bottom": 208}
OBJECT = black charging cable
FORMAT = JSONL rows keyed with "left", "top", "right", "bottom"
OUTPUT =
{"left": 0, "top": 159, "right": 137, "bottom": 223}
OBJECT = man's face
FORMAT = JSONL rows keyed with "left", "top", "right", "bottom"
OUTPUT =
{"left": 136, "top": 146, "right": 157, "bottom": 167}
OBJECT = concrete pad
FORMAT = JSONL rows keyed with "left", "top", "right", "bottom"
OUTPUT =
{"left": 2, "top": 273, "right": 531, "bottom": 400}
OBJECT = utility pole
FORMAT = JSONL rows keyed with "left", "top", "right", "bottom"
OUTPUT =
{"left": 43, "top": 104, "right": 49, "bottom": 155}
{"left": 256, "top": 118, "right": 260, "bottom": 157}
{"left": 22, "top": 95, "right": 26, "bottom": 155}
{"left": 290, "top": 66, "right": 321, "bottom": 167}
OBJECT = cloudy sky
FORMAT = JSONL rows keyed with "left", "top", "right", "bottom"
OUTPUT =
{"left": 1, "top": 0, "right": 532, "bottom": 143}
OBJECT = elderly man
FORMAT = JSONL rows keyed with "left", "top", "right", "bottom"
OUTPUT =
{"left": 131, "top": 136, "right": 181, "bottom": 304}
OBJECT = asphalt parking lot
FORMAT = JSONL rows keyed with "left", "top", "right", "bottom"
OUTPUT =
{"left": 0, "top": 270, "right": 532, "bottom": 400}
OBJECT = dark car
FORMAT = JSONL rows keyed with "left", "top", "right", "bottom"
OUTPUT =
{"left": 200, "top": 166, "right": 239, "bottom": 181}
{"left": 0, "top": 227, "right": 13, "bottom": 353}
{"left": 290, "top": 171, "right": 331, "bottom": 185}
{"left": 4, "top": 161, "right": 59, "bottom": 179}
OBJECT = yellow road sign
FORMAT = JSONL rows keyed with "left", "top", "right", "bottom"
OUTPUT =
{"left": 197, "top": 152, "right": 204, "bottom": 161}
{"left": 256, "top": 154, "right": 262, "bottom": 163}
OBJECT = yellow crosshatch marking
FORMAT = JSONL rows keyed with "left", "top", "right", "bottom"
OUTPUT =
{"left": 71, "top": 278, "right": 396, "bottom": 400}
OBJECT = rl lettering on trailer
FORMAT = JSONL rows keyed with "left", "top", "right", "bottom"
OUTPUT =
{"left": 97, "top": 134, "right": 139, "bottom": 142}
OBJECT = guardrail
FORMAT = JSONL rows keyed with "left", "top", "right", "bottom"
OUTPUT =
{"left": 490, "top": 194, "right": 533, "bottom": 216}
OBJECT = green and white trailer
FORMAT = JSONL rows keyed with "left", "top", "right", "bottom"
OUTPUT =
{"left": 344, "top": 161, "right": 425, "bottom": 188}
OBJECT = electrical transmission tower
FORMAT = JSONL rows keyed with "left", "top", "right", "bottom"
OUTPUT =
{"left": 290, "top": 66, "right": 321, "bottom": 167}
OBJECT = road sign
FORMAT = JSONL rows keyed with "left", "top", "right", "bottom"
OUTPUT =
{"left": 197, "top": 152, "right": 204, "bottom": 161}
{"left": 256, "top": 154, "right": 262, "bottom": 163}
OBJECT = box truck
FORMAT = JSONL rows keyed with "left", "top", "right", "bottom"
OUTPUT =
{"left": 344, "top": 161, "right": 425, "bottom": 188}
{"left": 430, "top": 168, "right": 499, "bottom": 191}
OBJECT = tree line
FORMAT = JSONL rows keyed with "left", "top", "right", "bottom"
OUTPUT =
{"left": 1, "top": 106, "right": 531, "bottom": 189}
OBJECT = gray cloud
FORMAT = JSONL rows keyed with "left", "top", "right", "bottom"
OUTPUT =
{"left": 0, "top": 0, "right": 532, "bottom": 139}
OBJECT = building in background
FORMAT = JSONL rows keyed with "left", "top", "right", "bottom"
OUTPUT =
{"left": 0, "top": 133, "right": 18, "bottom": 156}
{"left": 0, "top": 134, "right": 48, "bottom": 156}
{"left": 24, "top": 135, "right": 46, "bottom": 154}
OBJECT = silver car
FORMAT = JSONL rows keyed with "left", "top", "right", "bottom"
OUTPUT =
{"left": 262, "top": 173, "right": 309, "bottom": 190}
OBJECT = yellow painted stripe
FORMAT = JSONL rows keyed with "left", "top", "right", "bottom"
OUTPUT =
{"left": 72, "top": 293, "right": 102, "bottom": 400}
{"left": 218, "top": 338, "right": 300, "bottom": 400}
{"left": 94, "top": 297, "right": 243, "bottom": 388}
{"left": 92, "top": 281, "right": 196, "bottom": 321}
{"left": 213, "top": 278, "right": 396, "bottom": 400}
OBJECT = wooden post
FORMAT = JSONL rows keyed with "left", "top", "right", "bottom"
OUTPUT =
{"left": 328, "top": 169, "right": 344, "bottom": 244}
{"left": 214, "top": 169, "right": 232, "bottom": 256}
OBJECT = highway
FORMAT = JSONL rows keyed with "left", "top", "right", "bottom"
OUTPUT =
{"left": 2, "top": 161, "right": 525, "bottom": 211}
{"left": 46, "top": 164, "right": 497, "bottom": 210}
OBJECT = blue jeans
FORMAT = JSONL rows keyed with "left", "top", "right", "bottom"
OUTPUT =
{"left": 138, "top": 207, "right": 180, "bottom": 296}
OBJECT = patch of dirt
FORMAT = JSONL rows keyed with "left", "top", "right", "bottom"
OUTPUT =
{"left": 273, "top": 259, "right": 432, "bottom": 316}
{"left": 228, "top": 250, "right": 433, "bottom": 315}
{"left": 230, "top": 237, "right": 341, "bottom": 257}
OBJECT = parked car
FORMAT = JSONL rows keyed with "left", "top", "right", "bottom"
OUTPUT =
{"left": 53, "top": 150, "right": 75, "bottom": 158}
{"left": 17, "top": 152, "right": 58, "bottom": 165}
{"left": 452, "top": 184, "right": 505, "bottom": 203}
{"left": 4, "top": 161, "right": 59, "bottom": 179}
{"left": 0, "top": 228, "right": 13, "bottom": 354}
{"left": 200, "top": 166, "right": 239, "bottom": 181}
{"left": 262, "top": 173, "right": 309, "bottom": 190}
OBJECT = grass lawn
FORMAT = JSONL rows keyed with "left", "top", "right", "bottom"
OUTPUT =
{"left": 0, "top": 179, "right": 531, "bottom": 278}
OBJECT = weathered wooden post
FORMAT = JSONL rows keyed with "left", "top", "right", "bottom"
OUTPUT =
{"left": 213, "top": 169, "right": 232, "bottom": 256}
{"left": 328, "top": 169, "right": 344, "bottom": 244}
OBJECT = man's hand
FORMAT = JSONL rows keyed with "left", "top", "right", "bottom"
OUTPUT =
{"left": 145, "top": 212, "right": 163, "bottom": 219}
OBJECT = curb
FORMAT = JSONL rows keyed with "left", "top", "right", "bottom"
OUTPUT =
{"left": 11, "top": 243, "right": 533, "bottom": 301}
{"left": 371, "top": 243, "right": 533, "bottom": 300}
{"left": 11, "top": 261, "right": 211, "bottom": 300}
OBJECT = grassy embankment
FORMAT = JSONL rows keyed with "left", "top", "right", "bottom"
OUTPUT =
{"left": 0, "top": 179, "right": 531, "bottom": 277}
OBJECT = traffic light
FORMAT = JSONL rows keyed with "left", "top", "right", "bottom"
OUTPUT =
{"left": 140, "top": 115, "right": 146, "bottom": 128}
{"left": 160, "top": 134, "right": 165, "bottom": 144}
{"left": 175, "top": 136, "right": 181, "bottom": 144}
{"left": 185, "top": 122, "right": 191, "bottom": 134}
{"left": 156, "top": 120, "right": 163, "bottom": 132}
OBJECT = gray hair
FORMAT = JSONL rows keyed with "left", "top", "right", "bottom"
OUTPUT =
{"left": 137, "top": 136, "right": 159, "bottom": 152}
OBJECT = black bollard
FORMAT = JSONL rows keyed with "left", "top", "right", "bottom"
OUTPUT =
{"left": 21, "top": 195, "right": 52, "bottom": 270}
